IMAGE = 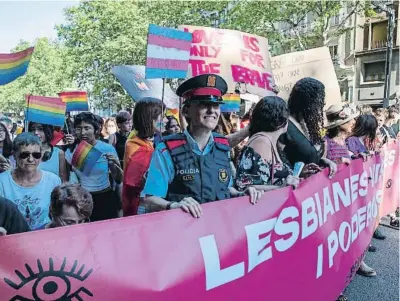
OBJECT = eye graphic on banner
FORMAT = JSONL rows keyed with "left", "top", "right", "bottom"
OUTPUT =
{"left": 4, "top": 257, "right": 93, "bottom": 301}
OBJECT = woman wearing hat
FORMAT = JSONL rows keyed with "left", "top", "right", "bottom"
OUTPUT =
{"left": 142, "top": 74, "right": 262, "bottom": 218}
{"left": 324, "top": 104, "right": 359, "bottom": 164}
{"left": 324, "top": 105, "right": 378, "bottom": 282}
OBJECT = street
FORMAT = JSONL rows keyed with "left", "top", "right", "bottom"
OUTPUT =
{"left": 346, "top": 217, "right": 399, "bottom": 301}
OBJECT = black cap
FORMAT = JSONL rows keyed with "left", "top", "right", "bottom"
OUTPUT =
{"left": 176, "top": 74, "right": 228, "bottom": 104}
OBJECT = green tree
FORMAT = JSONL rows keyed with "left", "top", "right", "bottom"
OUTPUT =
{"left": 225, "top": 0, "right": 374, "bottom": 55}
{"left": 57, "top": 0, "right": 228, "bottom": 110}
{"left": 0, "top": 38, "right": 76, "bottom": 115}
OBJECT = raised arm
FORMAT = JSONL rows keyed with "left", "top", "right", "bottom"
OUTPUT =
{"left": 226, "top": 125, "right": 250, "bottom": 147}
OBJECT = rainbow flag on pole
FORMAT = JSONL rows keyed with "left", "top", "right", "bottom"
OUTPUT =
{"left": 221, "top": 94, "right": 241, "bottom": 113}
{"left": 0, "top": 47, "right": 34, "bottom": 86}
{"left": 71, "top": 140, "right": 103, "bottom": 175}
{"left": 58, "top": 91, "right": 89, "bottom": 112}
{"left": 25, "top": 95, "right": 66, "bottom": 127}
{"left": 145, "top": 24, "right": 192, "bottom": 79}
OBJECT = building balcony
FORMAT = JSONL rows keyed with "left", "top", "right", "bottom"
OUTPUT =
{"left": 371, "top": 40, "right": 388, "bottom": 49}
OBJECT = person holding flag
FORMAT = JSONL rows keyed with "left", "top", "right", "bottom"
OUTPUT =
{"left": 142, "top": 74, "right": 262, "bottom": 218}
{"left": 64, "top": 112, "right": 122, "bottom": 222}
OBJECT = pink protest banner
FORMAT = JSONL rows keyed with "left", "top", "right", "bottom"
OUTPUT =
{"left": 0, "top": 142, "right": 398, "bottom": 301}
{"left": 178, "top": 25, "right": 276, "bottom": 97}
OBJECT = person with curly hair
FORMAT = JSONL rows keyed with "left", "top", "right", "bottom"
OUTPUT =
{"left": 235, "top": 96, "right": 303, "bottom": 193}
{"left": 36, "top": 183, "right": 93, "bottom": 229}
{"left": 279, "top": 77, "right": 337, "bottom": 178}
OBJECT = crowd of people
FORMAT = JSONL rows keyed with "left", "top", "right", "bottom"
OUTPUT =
{"left": 0, "top": 74, "right": 399, "bottom": 301}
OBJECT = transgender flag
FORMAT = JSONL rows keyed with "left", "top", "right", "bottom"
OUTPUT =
{"left": 145, "top": 24, "right": 192, "bottom": 79}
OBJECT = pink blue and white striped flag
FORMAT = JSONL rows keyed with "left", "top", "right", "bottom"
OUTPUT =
{"left": 145, "top": 24, "right": 192, "bottom": 79}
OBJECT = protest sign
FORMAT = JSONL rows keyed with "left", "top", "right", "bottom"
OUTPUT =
{"left": 0, "top": 142, "right": 398, "bottom": 301}
{"left": 112, "top": 65, "right": 179, "bottom": 108}
{"left": 179, "top": 25, "right": 275, "bottom": 97}
{"left": 271, "top": 46, "right": 342, "bottom": 107}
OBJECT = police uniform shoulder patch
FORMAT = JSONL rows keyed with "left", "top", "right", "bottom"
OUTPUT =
{"left": 218, "top": 168, "right": 228, "bottom": 183}
{"left": 207, "top": 75, "right": 216, "bottom": 87}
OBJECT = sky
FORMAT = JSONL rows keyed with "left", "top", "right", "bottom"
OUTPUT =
{"left": 0, "top": 0, "right": 78, "bottom": 52}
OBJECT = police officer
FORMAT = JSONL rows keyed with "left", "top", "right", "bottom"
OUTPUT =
{"left": 142, "top": 74, "right": 263, "bottom": 218}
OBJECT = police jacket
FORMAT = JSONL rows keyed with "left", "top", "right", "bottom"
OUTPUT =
{"left": 163, "top": 132, "right": 232, "bottom": 204}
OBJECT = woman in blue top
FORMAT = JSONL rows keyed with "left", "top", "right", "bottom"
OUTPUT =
{"left": 28, "top": 122, "right": 68, "bottom": 182}
{"left": 65, "top": 112, "right": 122, "bottom": 222}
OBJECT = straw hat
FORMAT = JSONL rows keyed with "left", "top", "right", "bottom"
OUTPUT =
{"left": 325, "top": 104, "right": 359, "bottom": 129}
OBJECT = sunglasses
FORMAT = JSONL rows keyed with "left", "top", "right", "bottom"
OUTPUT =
{"left": 19, "top": 152, "right": 42, "bottom": 160}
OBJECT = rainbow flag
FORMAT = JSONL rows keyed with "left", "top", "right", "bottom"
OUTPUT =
{"left": 25, "top": 95, "right": 66, "bottom": 127}
{"left": 58, "top": 91, "right": 89, "bottom": 112}
{"left": 145, "top": 24, "right": 192, "bottom": 79}
{"left": 71, "top": 140, "right": 102, "bottom": 175}
{"left": 165, "top": 108, "right": 179, "bottom": 122}
{"left": 0, "top": 47, "right": 34, "bottom": 85}
{"left": 221, "top": 94, "right": 241, "bottom": 113}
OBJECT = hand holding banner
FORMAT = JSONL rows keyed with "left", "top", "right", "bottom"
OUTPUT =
{"left": 0, "top": 143, "right": 398, "bottom": 301}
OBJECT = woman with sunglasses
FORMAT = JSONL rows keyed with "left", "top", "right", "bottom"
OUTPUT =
{"left": 28, "top": 122, "right": 68, "bottom": 182}
{"left": 0, "top": 133, "right": 61, "bottom": 230}
{"left": 65, "top": 112, "right": 122, "bottom": 222}
{"left": 36, "top": 183, "right": 93, "bottom": 229}
{"left": 0, "top": 122, "right": 15, "bottom": 172}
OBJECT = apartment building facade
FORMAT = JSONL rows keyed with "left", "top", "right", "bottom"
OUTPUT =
{"left": 274, "top": 3, "right": 358, "bottom": 103}
{"left": 274, "top": 1, "right": 399, "bottom": 106}
{"left": 354, "top": 1, "right": 399, "bottom": 106}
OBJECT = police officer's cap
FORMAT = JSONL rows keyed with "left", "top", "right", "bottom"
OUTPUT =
{"left": 176, "top": 74, "right": 228, "bottom": 104}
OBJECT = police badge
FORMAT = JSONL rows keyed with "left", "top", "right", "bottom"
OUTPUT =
{"left": 218, "top": 168, "right": 228, "bottom": 183}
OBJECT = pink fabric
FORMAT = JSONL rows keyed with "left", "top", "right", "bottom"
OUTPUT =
{"left": 147, "top": 34, "right": 192, "bottom": 51}
{"left": 0, "top": 142, "right": 398, "bottom": 301}
{"left": 146, "top": 57, "right": 190, "bottom": 70}
{"left": 325, "top": 136, "right": 351, "bottom": 163}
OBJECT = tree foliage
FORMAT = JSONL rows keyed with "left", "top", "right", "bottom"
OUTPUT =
{"left": 225, "top": 0, "right": 374, "bottom": 55}
{"left": 57, "top": 0, "right": 228, "bottom": 110}
{"left": 0, "top": 38, "right": 75, "bottom": 115}
{"left": 1, "top": 0, "right": 375, "bottom": 112}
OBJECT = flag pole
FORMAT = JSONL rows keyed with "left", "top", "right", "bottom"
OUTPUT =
{"left": 64, "top": 119, "right": 70, "bottom": 135}
{"left": 24, "top": 94, "right": 31, "bottom": 132}
{"left": 160, "top": 78, "right": 166, "bottom": 132}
